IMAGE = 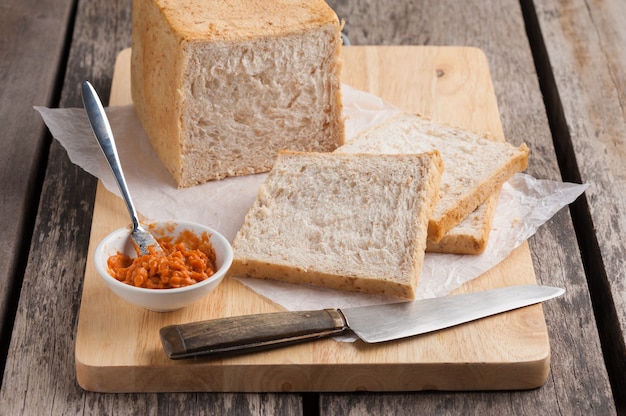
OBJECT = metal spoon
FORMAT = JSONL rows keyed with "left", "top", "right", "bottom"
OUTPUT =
{"left": 81, "top": 80, "right": 163, "bottom": 255}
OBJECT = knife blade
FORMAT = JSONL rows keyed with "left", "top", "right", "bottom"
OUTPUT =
{"left": 159, "top": 284, "right": 564, "bottom": 359}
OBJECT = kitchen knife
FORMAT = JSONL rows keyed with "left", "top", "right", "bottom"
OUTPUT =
{"left": 160, "top": 284, "right": 564, "bottom": 359}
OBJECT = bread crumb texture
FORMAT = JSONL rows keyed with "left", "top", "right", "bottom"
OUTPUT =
{"left": 425, "top": 193, "right": 499, "bottom": 254}
{"left": 338, "top": 113, "right": 529, "bottom": 243}
{"left": 131, "top": 0, "right": 345, "bottom": 187}
{"left": 232, "top": 151, "right": 444, "bottom": 299}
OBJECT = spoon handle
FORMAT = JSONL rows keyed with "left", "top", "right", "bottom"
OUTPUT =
{"left": 81, "top": 81, "right": 140, "bottom": 230}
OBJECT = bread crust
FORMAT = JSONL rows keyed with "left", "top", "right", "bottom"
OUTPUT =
{"left": 232, "top": 150, "right": 444, "bottom": 299}
{"left": 131, "top": 0, "right": 345, "bottom": 187}
{"left": 425, "top": 192, "right": 499, "bottom": 254}
{"left": 337, "top": 113, "right": 529, "bottom": 247}
{"left": 426, "top": 142, "right": 529, "bottom": 242}
{"left": 230, "top": 259, "right": 420, "bottom": 299}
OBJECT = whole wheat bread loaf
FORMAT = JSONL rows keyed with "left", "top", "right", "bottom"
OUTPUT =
{"left": 337, "top": 112, "right": 529, "bottom": 245}
{"left": 231, "top": 150, "right": 444, "bottom": 299}
{"left": 131, "top": 0, "right": 345, "bottom": 187}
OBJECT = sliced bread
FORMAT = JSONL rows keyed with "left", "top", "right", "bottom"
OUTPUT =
{"left": 131, "top": 0, "right": 345, "bottom": 187}
{"left": 425, "top": 193, "right": 499, "bottom": 254}
{"left": 231, "top": 150, "right": 444, "bottom": 299}
{"left": 337, "top": 112, "right": 529, "bottom": 244}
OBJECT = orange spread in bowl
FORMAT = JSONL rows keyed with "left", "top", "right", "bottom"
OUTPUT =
{"left": 107, "top": 229, "right": 217, "bottom": 289}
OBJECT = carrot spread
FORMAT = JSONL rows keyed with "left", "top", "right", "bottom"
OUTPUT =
{"left": 107, "top": 230, "right": 217, "bottom": 289}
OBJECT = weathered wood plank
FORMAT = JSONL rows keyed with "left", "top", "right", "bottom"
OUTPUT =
{"left": 528, "top": 0, "right": 626, "bottom": 411}
{"left": 0, "top": 0, "right": 618, "bottom": 414}
{"left": 0, "top": 0, "right": 302, "bottom": 414}
{"left": 0, "top": 0, "right": 74, "bottom": 359}
{"left": 323, "top": 0, "right": 615, "bottom": 413}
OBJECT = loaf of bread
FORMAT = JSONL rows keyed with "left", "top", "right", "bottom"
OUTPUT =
{"left": 337, "top": 113, "right": 529, "bottom": 244}
{"left": 131, "top": 0, "right": 345, "bottom": 187}
{"left": 231, "top": 150, "right": 444, "bottom": 299}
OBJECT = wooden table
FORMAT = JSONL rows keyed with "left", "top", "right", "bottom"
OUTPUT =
{"left": 0, "top": 0, "right": 622, "bottom": 414}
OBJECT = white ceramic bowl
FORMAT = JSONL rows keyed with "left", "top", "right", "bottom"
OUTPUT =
{"left": 94, "top": 220, "right": 233, "bottom": 312}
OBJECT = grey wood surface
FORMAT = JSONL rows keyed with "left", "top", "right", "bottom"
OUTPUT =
{"left": 529, "top": 0, "right": 626, "bottom": 412}
{"left": 324, "top": 0, "right": 617, "bottom": 414}
{"left": 0, "top": 0, "right": 75, "bottom": 355}
{"left": 0, "top": 1, "right": 301, "bottom": 415}
{"left": 0, "top": 0, "right": 621, "bottom": 414}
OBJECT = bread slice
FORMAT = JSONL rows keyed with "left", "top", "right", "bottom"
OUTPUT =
{"left": 231, "top": 150, "right": 444, "bottom": 299}
{"left": 425, "top": 193, "right": 499, "bottom": 254}
{"left": 337, "top": 112, "right": 529, "bottom": 244}
{"left": 131, "top": 0, "right": 345, "bottom": 187}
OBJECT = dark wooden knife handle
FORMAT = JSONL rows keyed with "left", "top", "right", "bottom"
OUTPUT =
{"left": 160, "top": 309, "right": 348, "bottom": 359}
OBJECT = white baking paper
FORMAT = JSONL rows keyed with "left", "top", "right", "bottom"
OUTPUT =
{"left": 35, "top": 84, "right": 588, "bottom": 315}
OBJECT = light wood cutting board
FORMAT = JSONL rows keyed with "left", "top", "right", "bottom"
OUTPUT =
{"left": 75, "top": 46, "right": 550, "bottom": 392}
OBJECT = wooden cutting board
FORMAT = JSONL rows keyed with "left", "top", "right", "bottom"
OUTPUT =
{"left": 75, "top": 46, "right": 551, "bottom": 392}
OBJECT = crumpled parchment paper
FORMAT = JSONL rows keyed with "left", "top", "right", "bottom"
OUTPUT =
{"left": 35, "top": 84, "right": 588, "bottom": 313}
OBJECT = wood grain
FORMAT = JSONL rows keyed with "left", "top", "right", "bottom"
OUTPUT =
{"left": 0, "top": 0, "right": 74, "bottom": 352}
{"left": 0, "top": 0, "right": 617, "bottom": 414}
{"left": 73, "top": 46, "right": 550, "bottom": 393}
{"left": 323, "top": 0, "right": 615, "bottom": 414}
{"left": 530, "top": 0, "right": 626, "bottom": 411}
{"left": 0, "top": 1, "right": 301, "bottom": 414}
